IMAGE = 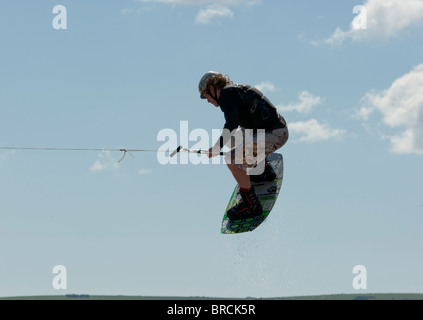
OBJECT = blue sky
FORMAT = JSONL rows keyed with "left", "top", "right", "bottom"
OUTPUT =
{"left": 1, "top": 0, "right": 423, "bottom": 298}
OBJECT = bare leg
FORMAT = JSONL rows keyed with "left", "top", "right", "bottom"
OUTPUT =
{"left": 227, "top": 163, "right": 251, "bottom": 190}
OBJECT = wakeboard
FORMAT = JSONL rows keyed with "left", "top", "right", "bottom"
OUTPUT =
{"left": 221, "top": 153, "right": 284, "bottom": 234}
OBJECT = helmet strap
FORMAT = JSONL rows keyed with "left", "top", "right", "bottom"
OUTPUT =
{"left": 210, "top": 86, "right": 219, "bottom": 103}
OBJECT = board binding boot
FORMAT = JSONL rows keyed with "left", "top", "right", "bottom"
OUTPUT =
{"left": 249, "top": 159, "right": 276, "bottom": 183}
{"left": 226, "top": 186, "right": 263, "bottom": 221}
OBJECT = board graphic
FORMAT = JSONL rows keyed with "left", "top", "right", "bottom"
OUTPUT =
{"left": 221, "top": 153, "right": 284, "bottom": 234}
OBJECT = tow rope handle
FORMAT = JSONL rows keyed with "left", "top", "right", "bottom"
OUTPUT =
{"left": 170, "top": 145, "right": 225, "bottom": 158}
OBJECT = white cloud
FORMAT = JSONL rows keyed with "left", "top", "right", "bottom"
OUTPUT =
{"left": 277, "top": 91, "right": 322, "bottom": 114}
{"left": 195, "top": 5, "right": 234, "bottom": 24}
{"left": 0, "top": 150, "right": 16, "bottom": 165}
{"left": 255, "top": 81, "right": 277, "bottom": 94}
{"left": 121, "top": 7, "right": 146, "bottom": 15}
{"left": 90, "top": 160, "right": 106, "bottom": 172}
{"left": 136, "top": 0, "right": 259, "bottom": 5}
{"left": 361, "top": 63, "right": 423, "bottom": 155}
{"left": 136, "top": 0, "right": 259, "bottom": 23}
{"left": 274, "top": 90, "right": 343, "bottom": 143}
{"left": 121, "top": 8, "right": 133, "bottom": 15}
{"left": 323, "top": 0, "right": 423, "bottom": 45}
{"left": 138, "top": 168, "right": 151, "bottom": 175}
{"left": 288, "top": 119, "right": 346, "bottom": 143}
{"left": 353, "top": 105, "right": 375, "bottom": 122}
{"left": 90, "top": 151, "right": 120, "bottom": 172}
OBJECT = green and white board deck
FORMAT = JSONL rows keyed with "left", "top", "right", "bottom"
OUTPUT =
{"left": 221, "top": 153, "right": 284, "bottom": 234}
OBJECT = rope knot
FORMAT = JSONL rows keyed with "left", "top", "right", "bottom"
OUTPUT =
{"left": 118, "top": 149, "right": 135, "bottom": 163}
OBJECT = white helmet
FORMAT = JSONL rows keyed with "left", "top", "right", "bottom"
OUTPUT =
{"left": 198, "top": 71, "right": 219, "bottom": 99}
